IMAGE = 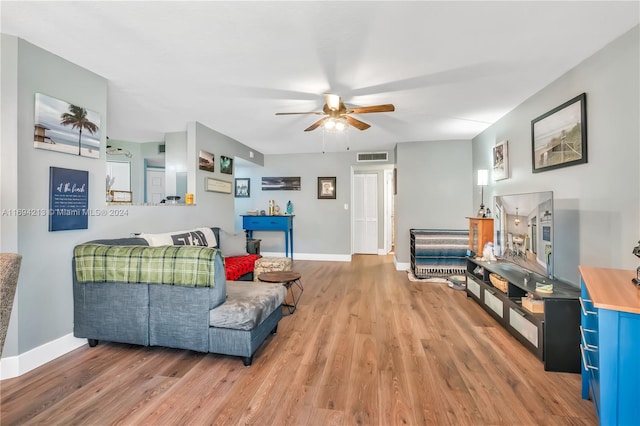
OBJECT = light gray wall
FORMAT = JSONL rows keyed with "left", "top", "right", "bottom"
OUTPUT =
{"left": 234, "top": 151, "right": 394, "bottom": 256}
{"left": 472, "top": 25, "right": 640, "bottom": 285}
{"left": 395, "top": 140, "right": 474, "bottom": 265}
{"left": 0, "top": 39, "right": 260, "bottom": 359}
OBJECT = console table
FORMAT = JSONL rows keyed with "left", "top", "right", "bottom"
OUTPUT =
{"left": 466, "top": 257, "right": 581, "bottom": 372}
{"left": 579, "top": 266, "right": 640, "bottom": 425}
{"left": 242, "top": 215, "right": 294, "bottom": 259}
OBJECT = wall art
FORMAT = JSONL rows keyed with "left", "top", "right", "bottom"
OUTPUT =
{"left": 261, "top": 177, "right": 301, "bottom": 191}
{"left": 493, "top": 140, "right": 509, "bottom": 180}
{"left": 199, "top": 150, "right": 214, "bottom": 172}
{"left": 49, "top": 166, "right": 89, "bottom": 231}
{"left": 317, "top": 177, "right": 336, "bottom": 199}
{"left": 35, "top": 93, "right": 101, "bottom": 159}
{"left": 531, "top": 93, "right": 587, "bottom": 173}
{"left": 235, "top": 178, "right": 250, "bottom": 197}
{"left": 220, "top": 155, "right": 233, "bottom": 174}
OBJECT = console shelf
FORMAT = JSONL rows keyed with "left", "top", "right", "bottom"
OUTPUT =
{"left": 466, "top": 257, "right": 581, "bottom": 372}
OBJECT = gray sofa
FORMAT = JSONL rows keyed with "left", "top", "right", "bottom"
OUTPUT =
{"left": 72, "top": 229, "right": 286, "bottom": 366}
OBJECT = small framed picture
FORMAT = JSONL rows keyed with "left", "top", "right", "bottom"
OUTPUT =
{"left": 235, "top": 178, "right": 250, "bottom": 198}
{"left": 220, "top": 155, "right": 233, "bottom": 174}
{"left": 493, "top": 140, "right": 509, "bottom": 180}
{"left": 199, "top": 150, "right": 214, "bottom": 172}
{"left": 317, "top": 177, "right": 336, "bottom": 199}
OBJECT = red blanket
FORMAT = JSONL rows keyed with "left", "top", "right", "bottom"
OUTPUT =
{"left": 224, "top": 254, "right": 261, "bottom": 281}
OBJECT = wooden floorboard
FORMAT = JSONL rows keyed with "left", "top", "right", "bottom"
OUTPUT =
{"left": 0, "top": 254, "right": 597, "bottom": 425}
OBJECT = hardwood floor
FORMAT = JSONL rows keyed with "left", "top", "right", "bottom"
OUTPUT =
{"left": 0, "top": 255, "right": 597, "bottom": 425}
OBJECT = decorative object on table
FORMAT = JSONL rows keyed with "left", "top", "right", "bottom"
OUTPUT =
{"left": 49, "top": 167, "right": 89, "bottom": 231}
{"left": 286, "top": 200, "right": 293, "bottom": 214}
{"left": 268, "top": 199, "right": 275, "bottom": 215}
{"left": 262, "top": 176, "right": 301, "bottom": 191}
{"left": 535, "top": 281, "right": 554, "bottom": 294}
{"left": 274, "top": 205, "right": 281, "bottom": 215}
{"left": 198, "top": 150, "right": 214, "bottom": 172}
{"left": 489, "top": 273, "right": 508, "bottom": 293}
{"left": 492, "top": 140, "right": 509, "bottom": 180}
{"left": 632, "top": 240, "right": 640, "bottom": 286}
{"left": 205, "top": 177, "right": 232, "bottom": 194}
{"left": 34, "top": 93, "right": 101, "bottom": 159}
{"left": 220, "top": 155, "right": 233, "bottom": 174}
{"left": 476, "top": 169, "right": 488, "bottom": 217}
{"left": 532, "top": 92, "right": 587, "bottom": 173}
{"left": 317, "top": 176, "right": 336, "bottom": 199}
{"left": 259, "top": 210, "right": 266, "bottom": 215}
{"left": 234, "top": 178, "right": 250, "bottom": 198}
{"left": 109, "top": 190, "right": 133, "bottom": 203}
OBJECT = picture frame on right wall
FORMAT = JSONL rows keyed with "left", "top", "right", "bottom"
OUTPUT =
{"left": 531, "top": 92, "right": 587, "bottom": 173}
{"left": 493, "top": 140, "right": 509, "bottom": 180}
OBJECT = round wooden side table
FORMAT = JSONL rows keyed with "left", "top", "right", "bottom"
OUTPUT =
{"left": 258, "top": 271, "right": 303, "bottom": 314}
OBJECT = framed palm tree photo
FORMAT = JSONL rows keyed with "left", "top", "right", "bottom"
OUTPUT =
{"left": 34, "top": 93, "right": 101, "bottom": 159}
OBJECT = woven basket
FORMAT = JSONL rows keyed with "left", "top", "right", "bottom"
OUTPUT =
{"left": 489, "top": 273, "right": 508, "bottom": 293}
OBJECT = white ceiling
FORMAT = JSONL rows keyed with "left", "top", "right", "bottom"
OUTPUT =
{"left": 2, "top": 1, "right": 638, "bottom": 154}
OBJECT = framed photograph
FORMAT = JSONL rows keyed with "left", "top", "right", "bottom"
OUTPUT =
{"left": 317, "top": 177, "right": 336, "bottom": 199}
{"left": 199, "top": 150, "right": 214, "bottom": 172}
{"left": 492, "top": 140, "right": 509, "bottom": 180}
{"left": 109, "top": 190, "right": 133, "bottom": 203}
{"left": 220, "top": 155, "right": 233, "bottom": 174}
{"left": 35, "top": 93, "right": 101, "bottom": 159}
{"left": 234, "top": 178, "right": 250, "bottom": 198}
{"left": 531, "top": 93, "right": 587, "bottom": 173}
{"left": 205, "top": 177, "right": 232, "bottom": 194}
{"left": 262, "top": 177, "right": 301, "bottom": 191}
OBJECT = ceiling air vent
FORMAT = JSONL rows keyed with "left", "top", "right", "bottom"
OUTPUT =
{"left": 357, "top": 152, "right": 388, "bottom": 162}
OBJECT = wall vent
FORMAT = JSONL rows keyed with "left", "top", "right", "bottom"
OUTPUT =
{"left": 357, "top": 152, "right": 388, "bottom": 162}
{"left": 158, "top": 144, "right": 165, "bottom": 153}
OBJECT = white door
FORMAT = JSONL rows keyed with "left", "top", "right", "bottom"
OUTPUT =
{"left": 146, "top": 169, "right": 165, "bottom": 203}
{"left": 353, "top": 173, "right": 378, "bottom": 254}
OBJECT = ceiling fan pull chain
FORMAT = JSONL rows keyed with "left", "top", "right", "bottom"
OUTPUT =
{"left": 322, "top": 130, "right": 326, "bottom": 154}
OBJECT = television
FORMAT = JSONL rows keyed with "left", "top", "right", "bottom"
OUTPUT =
{"left": 493, "top": 191, "right": 554, "bottom": 279}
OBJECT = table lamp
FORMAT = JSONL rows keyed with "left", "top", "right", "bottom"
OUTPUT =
{"left": 477, "top": 169, "right": 488, "bottom": 217}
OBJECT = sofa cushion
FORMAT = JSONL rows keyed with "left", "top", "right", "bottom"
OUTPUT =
{"left": 224, "top": 254, "right": 261, "bottom": 281}
{"left": 139, "top": 227, "right": 217, "bottom": 248}
{"left": 218, "top": 230, "right": 248, "bottom": 257}
{"left": 209, "top": 281, "right": 286, "bottom": 330}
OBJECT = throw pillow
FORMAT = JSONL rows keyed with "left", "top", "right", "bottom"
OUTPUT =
{"left": 139, "top": 227, "right": 217, "bottom": 248}
{"left": 219, "top": 230, "right": 248, "bottom": 257}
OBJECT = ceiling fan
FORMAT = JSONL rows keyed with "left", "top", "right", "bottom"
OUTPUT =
{"left": 276, "top": 93, "right": 395, "bottom": 132}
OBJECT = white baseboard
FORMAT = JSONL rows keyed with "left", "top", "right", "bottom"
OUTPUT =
{"left": 394, "top": 256, "right": 410, "bottom": 271}
{"left": 0, "top": 333, "right": 85, "bottom": 379}
{"left": 261, "top": 252, "right": 351, "bottom": 262}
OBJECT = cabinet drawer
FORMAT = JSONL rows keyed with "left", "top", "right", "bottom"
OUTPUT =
{"left": 466, "top": 275, "right": 482, "bottom": 299}
{"left": 509, "top": 307, "right": 540, "bottom": 348}
{"left": 243, "top": 217, "right": 288, "bottom": 230}
{"left": 483, "top": 289, "right": 504, "bottom": 319}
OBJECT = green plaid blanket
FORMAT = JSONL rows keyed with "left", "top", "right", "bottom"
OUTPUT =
{"left": 74, "top": 244, "right": 223, "bottom": 287}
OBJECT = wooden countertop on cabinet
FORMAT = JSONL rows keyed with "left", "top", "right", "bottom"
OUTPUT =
{"left": 579, "top": 265, "right": 640, "bottom": 314}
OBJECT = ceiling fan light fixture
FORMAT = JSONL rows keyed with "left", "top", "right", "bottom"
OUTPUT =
{"left": 324, "top": 119, "right": 336, "bottom": 130}
{"left": 334, "top": 119, "right": 346, "bottom": 131}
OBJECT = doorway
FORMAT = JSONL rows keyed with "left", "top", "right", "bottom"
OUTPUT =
{"left": 353, "top": 173, "right": 378, "bottom": 254}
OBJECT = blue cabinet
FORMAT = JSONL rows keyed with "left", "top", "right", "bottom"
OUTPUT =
{"left": 579, "top": 266, "right": 640, "bottom": 425}
{"left": 242, "top": 215, "right": 294, "bottom": 259}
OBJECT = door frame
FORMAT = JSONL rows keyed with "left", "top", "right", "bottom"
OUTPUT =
{"left": 350, "top": 164, "right": 395, "bottom": 255}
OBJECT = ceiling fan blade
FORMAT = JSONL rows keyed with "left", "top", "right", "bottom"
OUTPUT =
{"left": 345, "top": 116, "right": 371, "bottom": 131}
{"left": 346, "top": 104, "right": 395, "bottom": 114}
{"left": 304, "top": 117, "right": 328, "bottom": 132}
{"left": 324, "top": 93, "right": 341, "bottom": 111}
{"left": 275, "top": 111, "right": 323, "bottom": 115}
